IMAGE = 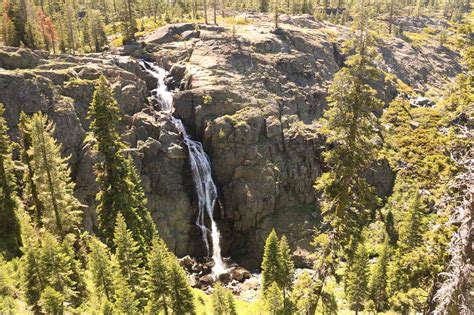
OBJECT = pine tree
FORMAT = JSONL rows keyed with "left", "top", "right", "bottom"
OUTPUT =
{"left": 369, "top": 236, "right": 390, "bottom": 311}
{"left": 291, "top": 271, "right": 319, "bottom": 314}
{"left": 39, "top": 286, "right": 64, "bottom": 315}
{"left": 203, "top": 0, "right": 208, "bottom": 24}
{"left": 113, "top": 272, "right": 139, "bottom": 315}
{"left": 265, "top": 282, "right": 283, "bottom": 315}
{"left": 88, "top": 75, "right": 153, "bottom": 252}
{"left": 273, "top": 0, "right": 279, "bottom": 28}
{"left": 279, "top": 235, "right": 294, "bottom": 313}
{"left": 261, "top": 229, "right": 283, "bottom": 294}
{"left": 37, "top": 9, "right": 58, "bottom": 53}
{"left": 386, "top": 190, "right": 429, "bottom": 313}
{"left": 112, "top": 214, "right": 143, "bottom": 303}
{"left": 87, "top": 237, "right": 115, "bottom": 303}
{"left": 19, "top": 112, "right": 44, "bottom": 226}
{"left": 260, "top": 0, "right": 269, "bottom": 12}
{"left": 119, "top": 0, "right": 137, "bottom": 42}
{"left": 86, "top": 9, "right": 107, "bottom": 52}
{"left": 225, "top": 290, "right": 237, "bottom": 315}
{"left": 311, "top": 43, "right": 384, "bottom": 310}
{"left": 63, "top": 0, "right": 79, "bottom": 53}
{"left": 211, "top": 283, "right": 237, "bottom": 315}
{"left": 61, "top": 234, "right": 86, "bottom": 308}
{"left": 385, "top": 210, "right": 398, "bottom": 246}
{"left": 28, "top": 112, "right": 82, "bottom": 238}
{"left": 279, "top": 235, "right": 294, "bottom": 291}
{"left": 0, "top": 103, "right": 21, "bottom": 257}
{"left": 2, "top": 0, "right": 20, "bottom": 46}
{"left": 145, "top": 235, "right": 171, "bottom": 314}
{"left": 168, "top": 258, "right": 195, "bottom": 314}
{"left": 345, "top": 242, "right": 370, "bottom": 314}
{"left": 399, "top": 190, "right": 423, "bottom": 251}
{"left": 314, "top": 52, "right": 383, "bottom": 251}
{"left": 212, "top": 283, "right": 227, "bottom": 315}
{"left": 38, "top": 233, "right": 78, "bottom": 302}
{"left": 21, "top": 241, "right": 44, "bottom": 312}
{"left": 126, "top": 156, "right": 155, "bottom": 248}
{"left": 20, "top": 229, "right": 81, "bottom": 313}
{"left": 0, "top": 254, "right": 20, "bottom": 313}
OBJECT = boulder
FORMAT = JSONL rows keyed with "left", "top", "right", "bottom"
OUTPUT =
{"left": 230, "top": 267, "right": 251, "bottom": 282}
{"left": 0, "top": 47, "right": 46, "bottom": 69}
{"left": 144, "top": 23, "right": 196, "bottom": 45}
{"left": 410, "top": 96, "right": 435, "bottom": 107}
{"left": 199, "top": 274, "right": 214, "bottom": 286}
{"left": 218, "top": 272, "right": 232, "bottom": 284}
{"left": 178, "top": 255, "right": 195, "bottom": 271}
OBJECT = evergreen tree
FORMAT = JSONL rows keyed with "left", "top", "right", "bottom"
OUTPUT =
{"left": 86, "top": 9, "right": 107, "bottom": 52}
{"left": 63, "top": 0, "right": 79, "bottom": 53}
{"left": 345, "top": 242, "right": 369, "bottom": 314}
{"left": 0, "top": 254, "right": 20, "bottom": 313}
{"left": 112, "top": 214, "right": 143, "bottom": 303}
{"left": 265, "top": 282, "right": 283, "bottom": 315}
{"left": 28, "top": 112, "right": 82, "bottom": 238}
{"left": 385, "top": 210, "right": 398, "bottom": 246}
{"left": 88, "top": 75, "right": 153, "bottom": 252}
{"left": 273, "top": 0, "right": 279, "bottom": 28}
{"left": 386, "top": 190, "right": 431, "bottom": 313}
{"left": 279, "top": 235, "right": 294, "bottom": 291}
{"left": 168, "top": 258, "right": 195, "bottom": 314}
{"left": 18, "top": 112, "right": 44, "bottom": 226}
{"left": 145, "top": 235, "right": 171, "bottom": 314}
{"left": 87, "top": 237, "right": 115, "bottom": 304}
{"left": 211, "top": 282, "right": 236, "bottom": 315}
{"left": 21, "top": 240, "right": 44, "bottom": 312}
{"left": 279, "top": 235, "right": 294, "bottom": 313}
{"left": 369, "top": 236, "right": 390, "bottom": 311}
{"left": 224, "top": 290, "right": 237, "bottom": 315}
{"left": 2, "top": 0, "right": 20, "bottom": 46}
{"left": 314, "top": 52, "right": 383, "bottom": 251}
{"left": 38, "top": 233, "right": 79, "bottom": 303}
{"left": 113, "top": 272, "right": 139, "bottom": 315}
{"left": 0, "top": 103, "right": 21, "bottom": 257}
{"left": 119, "top": 0, "right": 137, "bottom": 42}
{"left": 259, "top": 0, "right": 269, "bottom": 12}
{"left": 20, "top": 229, "right": 81, "bottom": 313}
{"left": 311, "top": 43, "right": 384, "bottom": 310}
{"left": 212, "top": 282, "right": 227, "bottom": 315}
{"left": 399, "top": 190, "right": 423, "bottom": 251}
{"left": 39, "top": 286, "right": 64, "bottom": 315}
{"left": 291, "top": 271, "right": 319, "bottom": 314}
{"left": 261, "top": 229, "right": 283, "bottom": 294}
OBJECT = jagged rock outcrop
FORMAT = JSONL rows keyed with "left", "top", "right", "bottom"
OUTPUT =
{"left": 0, "top": 14, "right": 463, "bottom": 268}
{"left": 137, "top": 15, "right": 461, "bottom": 267}
{"left": 0, "top": 50, "right": 196, "bottom": 256}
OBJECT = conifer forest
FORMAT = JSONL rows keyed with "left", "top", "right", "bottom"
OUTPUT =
{"left": 0, "top": 0, "right": 472, "bottom": 313}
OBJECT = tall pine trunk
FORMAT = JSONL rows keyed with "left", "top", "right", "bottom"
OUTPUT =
{"left": 38, "top": 126, "right": 64, "bottom": 238}
{"left": 203, "top": 0, "right": 208, "bottom": 24}
{"left": 213, "top": 0, "right": 217, "bottom": 24}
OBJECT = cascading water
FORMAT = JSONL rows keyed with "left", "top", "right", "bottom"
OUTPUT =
{"left": 139, "top": 60, "right": 227, "bottom": 277}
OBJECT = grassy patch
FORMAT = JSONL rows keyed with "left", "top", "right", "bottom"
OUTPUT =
{"left": 193, "top": 288, "right": 264, "bottom": 315}
{"left": 403, "top": 31, "right": 431, "bottom": 46}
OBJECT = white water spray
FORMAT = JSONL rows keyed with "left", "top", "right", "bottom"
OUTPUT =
{"left": 139, "top": 60, "right": 227, "bottom": 277}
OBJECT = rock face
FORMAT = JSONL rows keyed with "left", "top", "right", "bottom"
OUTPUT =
{"left": 0, "top": 50, "right": 196, "bottom": 256}
{"left": 0, "top": 15, "right": 463, "bottom": 268}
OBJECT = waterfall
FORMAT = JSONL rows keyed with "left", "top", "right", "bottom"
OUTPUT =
{"left": 139, "top": 60, "right": 227, "bottom": 277}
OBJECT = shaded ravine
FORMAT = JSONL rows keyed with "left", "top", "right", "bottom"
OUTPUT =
{"left": 139, "top": 60, "right": 226, "bottom": 277}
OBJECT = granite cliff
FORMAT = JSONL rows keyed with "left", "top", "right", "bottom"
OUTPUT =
{"left": 0, "top": 14, "right": 463, "bottom": 268}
